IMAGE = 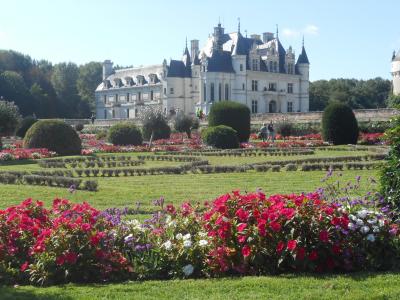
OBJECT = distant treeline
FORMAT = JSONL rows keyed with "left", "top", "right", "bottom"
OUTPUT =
{"left": 0, "top": 50, "right": 102, "bottom": 118}
{"left": 0, "top": 49, "right": 397, "bottom": 118}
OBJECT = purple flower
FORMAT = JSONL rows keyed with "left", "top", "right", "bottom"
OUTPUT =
{"left": 68, "top": 184, "right": 76, "bottom": 194}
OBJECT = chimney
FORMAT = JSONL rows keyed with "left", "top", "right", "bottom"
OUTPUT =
{"left": 250, "top": 34, "right": 261, "bottom": 41}
{"left": 190, "top": 40, "right": 199, "bottom": 62}
{"left": 102, "top": 60, "right": 114, "bottom": 80}
{"left": 262, "top": 32, "right": 274, "bottom": 43}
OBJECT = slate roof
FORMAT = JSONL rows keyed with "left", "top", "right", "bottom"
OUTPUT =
{"left": 297, "top": 46, "right": 310, "bottom": 64}
{"left": 206, "top": 50, "right": 235, "bottom": 73}
{"left": 393, "top": 50, "right": 400, "bottom": 62}
{"left": 167, "top": 60, "right": 191, "bottom": 78}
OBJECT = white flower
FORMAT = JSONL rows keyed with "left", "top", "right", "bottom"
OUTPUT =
{"left": 124, "top": 234, "right": 133, "bottom": 243}
{"left": 357, "top": 210, "right": 368, "bottom": 219}
{"left": 176, "top": 233, "right": 183, "bottom": 240}
{"left": 367, "top": 218, "right": 377, "bottom": 225}
{"left": 356, "top": 219, "right": 364, "bottom": 226}
{"left": 183, "top": 239, "right": 192, "bottom": 248}
{"left": 222, "top": 216, "right": 229, "bottom": 222}
{"left": 360, "top": 226, "right": 370, "bottom": 234}
{"left": 349, "top": 214, "right": 357, "bottom": 221}
{"left": 163, "top": 240, "right": 172, "bottom": 250}
{"left": 198, "top": 240, "right": 208, "bottom": 247}
{"left": 378, "top": 219, "right": 385, "bottom": 227}
{"left": 366, "top": 234, "right": 375, "bottom": 242}
{"left": 198, "top": 232, "right": 207, "bottom": 238}
{"left": 183, "top": 233, "right": 191, "bottom": 240}
{"left": 348, "top": 222, "right": 356, "bottom": 230}
{"left": 182, "top": 264, "right": 194, "bottom": 276}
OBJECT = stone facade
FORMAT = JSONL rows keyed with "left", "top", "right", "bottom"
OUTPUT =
{"left": 392, "top": 50, "right": 400, "bottom": 96}
{"left": 95, "top": 22, "right": 310, "bottom": 119}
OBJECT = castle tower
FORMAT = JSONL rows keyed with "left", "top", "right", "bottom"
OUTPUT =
{"left": 296, "top": 37, "right": 310, "bottom": 112}
{"left": 102, "top": 60, "right": 114, "bottom": 80}
{"left": 391, "top": 50, "right": 400, "bottom": 96}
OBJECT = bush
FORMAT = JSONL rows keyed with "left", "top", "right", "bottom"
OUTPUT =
{"left": 174, "top": 113, "right": 194, "bottom": 138}
{"left": 141, "top": 110, "right": 171, "bottom": 140}
{"left": 276, "top": 118, "right": 294, "bottom": 139}
{"left": 380, "top": 115, "right": 400, "bottom": 208}
{"left": 322, "top": 102, "right": 359, "bottom": 145}
{"left": 208, "top": 101, "right": 250, "bottom": 142}
{"left": 75, "top": 123, "right": 84, "bottom": 132}
{"left": 24, "top": 120, "right": 82, "bottom": 155}
{"left": 107, "top": 122, "right": 143, "bottom": 146}
{"left": 0, "top": 100, "right": 21, "bottom": 137}
{"left": 16, "top": 116, "right": 37, "bottom": 138}
{"left": 202, "top": 125, "right": 239, "bottom": 149}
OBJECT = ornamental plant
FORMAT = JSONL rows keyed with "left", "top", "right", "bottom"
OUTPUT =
{"left": 107, "top": 122, "right": 143, "bottom": 146}
{"left": 202, "top": 125, "right": 239, "bottom": 149}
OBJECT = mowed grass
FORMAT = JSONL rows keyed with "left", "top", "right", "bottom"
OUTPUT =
{"left": 1, "top": 272, "right": 400, "bottom": 300}
{"left": 0, "top": 149, "right": 379, "bottom": 211}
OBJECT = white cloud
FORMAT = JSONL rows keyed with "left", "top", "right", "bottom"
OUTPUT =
{"left": 282, "top": 25, "right": 319, "bottom": 38}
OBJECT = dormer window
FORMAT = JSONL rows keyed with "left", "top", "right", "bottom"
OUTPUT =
{"left": 136, "top": 75, "right": 145, "bottom": 85}
{"left": 149, "top": 73, "right": 158, "bottom": 84}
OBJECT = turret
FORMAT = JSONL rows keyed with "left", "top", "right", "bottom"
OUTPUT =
{"left": 392, "top": 50, "right": 400, "bottom": 96}
{"left": 102, "top": 60, "right": 114, "bottom": 80}
{"left": 296, "top": 37, "right": 310, "bottom": 112}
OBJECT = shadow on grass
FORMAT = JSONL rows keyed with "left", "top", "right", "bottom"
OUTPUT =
{"left": 0, "top": 285, "right": 73, "bottom": 300}
{"left": 0, "top": 160, "right": 37, "bottom": 167}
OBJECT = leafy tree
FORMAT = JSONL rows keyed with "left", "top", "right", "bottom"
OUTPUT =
{"left": 140, "top": 107, "right": 171, "bottom": 141}
{"left": 77, "top": 62, "right": 102, "bottom": 110}
{"left": 0, "top": 71, "right": 32, "bottom": 115}
{"left": 174, "top": 113, "right": 194, "bottom": 138}
{"left": 386, "top": 94, "right": 400, "bottom": 108}
{"left": 0, "top": 100, "right": 21, "bottom": 137}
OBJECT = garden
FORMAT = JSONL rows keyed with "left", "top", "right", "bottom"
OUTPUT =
{"left": 0, "top": 100, "right": 400, "bottom": 299}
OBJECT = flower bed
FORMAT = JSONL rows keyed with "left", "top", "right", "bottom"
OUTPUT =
{"left": 0, "top": 148, "right": 56, "bottom": 162}
{"left": 1, "top": 186, "right": 399, "bottom": 285}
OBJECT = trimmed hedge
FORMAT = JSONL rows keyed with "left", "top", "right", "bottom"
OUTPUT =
{"left": 208, "top": 101, "right": 250, "bottom": 142}
{"left": 107, "top": 122, "right": 143, "bottom": 146}
{"left": 322, "top": 102, "right": 359, "bottom": 145}
{"left": 16, "top": 116, "right": 37, "bottom": 138}
{"left": 202, "top": 125, "right": 239, "bottom": 149}
{"left": 23, "top": 120, "right": 82, "bottom": 155}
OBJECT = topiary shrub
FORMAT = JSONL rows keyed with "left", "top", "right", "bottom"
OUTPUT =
{"left": 107, "top": 122, "right": 143, "bottom": 146}
{"left": 75, "top": 123, "right": 84, "bottom": 132}
{"left": 24, "top": 120, "right": 82, "bottom": 155}
{"left": 208, "top": 101, "right": 250, "bottom": 142}
{"left": 322, "top": 102, "right": 359, "bottom": 145}
{"left": 142, "top": 110, "right": 171, "bottom": 140}
{"left": 202, "top": 125, "right": 239, "bottom": 149}
{"left": 16, "top": 116, "right": 37, "bottom": 138}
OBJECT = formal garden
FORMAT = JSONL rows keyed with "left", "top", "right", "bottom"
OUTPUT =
{"left": 0, "top": 100, "right": 399, "bottom": 299}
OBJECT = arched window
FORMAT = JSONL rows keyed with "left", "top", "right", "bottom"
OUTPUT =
{"left": 203, "top": 83, "right": 207, "bottom": 102}
{"left": 210, "top": 83, "right": 215, "bottom": 102}
{"left": 225, "top": 84, "right": 229, "bottom": 100}
{"left": 218, "top": 83, "right": 222, "bottom": 101}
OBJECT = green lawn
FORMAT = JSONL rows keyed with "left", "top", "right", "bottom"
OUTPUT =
{"left": 1, "top": 272, "right": 400, "bottom": 300}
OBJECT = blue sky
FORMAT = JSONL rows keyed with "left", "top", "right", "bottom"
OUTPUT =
{"left": 0, "top": 0, "right": 399, "bottom": 81}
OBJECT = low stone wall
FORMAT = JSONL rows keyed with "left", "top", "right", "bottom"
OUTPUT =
{"left": 59, "top": 108, "right": 398, "bottom": 128}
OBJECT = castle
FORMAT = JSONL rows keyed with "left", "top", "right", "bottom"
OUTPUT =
{"left": 95, "top": 22, "right": 310, "bottom": 119}
{"left": 392, "top": 50, "right": 400, "bottom": 96}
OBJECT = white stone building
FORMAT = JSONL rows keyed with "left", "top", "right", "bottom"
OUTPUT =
{"left": 95, "top": 22, "right": 310, "bottom": 119}
{"left": 392, "top": 50, "right": 400, "bottom": 96}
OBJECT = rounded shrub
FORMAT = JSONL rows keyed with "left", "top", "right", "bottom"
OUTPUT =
{"left": 322, "top": 102, "right": 359, "bottom": 145}
{"left": 202, "top": 125, "right": 239, "bottom": 149}
{"left": 24, "top": 120, "right": 81, "bottom": 155}
{"left": 16, "top": 116, "right": 37, "bottom": 138}
{"left": 208, "top": 101, "right": 250, "bottom": 142}
{"left": 107, "top": 122, "right": 143, "bottom": 146}
{"left": 174, "top": 113, "right": 194, "bottom": 138}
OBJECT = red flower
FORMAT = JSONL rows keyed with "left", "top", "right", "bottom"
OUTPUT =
{"left": 166, "top": 204, "right": 176, "bottom": 215}
{"left": 81, "top": 223, "right": 91, "bottom": 232}
{"left": 235, "top": 208, "right": 249, "bottom": 222}
{"left": 332, "top": 244, "right": 341, "bottom": 255}
{"left": 237, "top": 223, "right": 247, "bottom": 232}
{"left": 296, "top": 247, "right": 306, "bottom": 260}
{"left": 319, "top": 230, "right": 329, "bottom": 243}
{"left": 276, "top": 241, "right": 285, "bottom": 253}
{"left": 270, "top": 222, "right": 281, "bottom": 232}
{"left": 20, "top": 261, "right": 29, "bottom": 272}
{"left": 237, "top": 235, "right": 247, "bottom": 243}
{"left": 65, "top": 252, "right": 78, "bottom": 264}
{"left": 242, "top": 245, "right": 251, "bottom": 257}
{"left": 287, "top": 240, "right": 297, "bottom": 251}
{"left": 309, "top": 250, "right": 318, "bottom": 261}
{"left": 56, "top": 255, "right": 65, "bottom": 266}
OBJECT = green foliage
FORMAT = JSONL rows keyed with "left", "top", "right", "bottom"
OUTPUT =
{"left": 358, "top": 121, "right": 391, "bottom": 133}
{"left": 0, "top": 100, "right": 21, "bottom": 136}
{"left": 322, "top": 102, "right": 359, "bottom": 145}
{"left": 310, "top": 78, "right": 391, "bottom": 111}
{"left": 174, "top": 114, "right": 194, "bottom": 138}
{"left": 141, "top": 109, "right": 171, "bottom": 140}
{"left": 386, "top": 94, "right": 400, "bottom": 108}
{"left": 276, "top": 118, "right": 294, "bottom": 138}
{"left": 380, "top": 115, "right": 400, "bottom": 209}
{"left": 23, "top": 120, "right": 82, "bottom": 155}
{"left": 77, "top": 62, "right": 102, "bottom": 110}
{"left": 208, "top": 101, "right": 250, "bottom": 142}
{"left": 16, "top": 115, "right": 37, "bottom": 138}
{"left": 202, "top": 125, "right": 239, "bottom": 149}
{"left": 107, "top": 122, "right": 143, "bottom": 146}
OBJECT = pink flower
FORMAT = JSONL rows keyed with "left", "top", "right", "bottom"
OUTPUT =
{"left": 20, "top": 261, "right": 29, "bottom": 272}
{"left": 242, "top": 245, "right": 251, "bottom": 257}
{"left": 319, "top": 230, "right": 329, "bottom": 243}
{"left": 237, "top": 223, "right": 247, "bottom": 232}
{"left": 287, "top": 240, "right": 297, "bottom": 251}
{"left": 276, "top": 241, "right": 285, "bottom": 253}
{"left": 235, "top": 208, "right": 249, "bottom": 222}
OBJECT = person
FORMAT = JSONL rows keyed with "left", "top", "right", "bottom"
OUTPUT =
{"left": 259, "top": 123, "right": 268, "bottom": 142}
{"left": 91, "top": 113, "right": 96, "bottom": 124}
{"left": 267, "top": 121, "right": 275, "bottom": 142}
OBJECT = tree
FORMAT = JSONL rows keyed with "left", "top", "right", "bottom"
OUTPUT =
{"left": 77, "top": 62, "right": 102, "bottom": 110}
{"left": 0, "top": 100, "right": 21, "bottom": 138}
{"left": 0, "top": 71, "right": 33, "bottom": 115}
{"left": 387, "top": 94, "right": 400, "bottom": 108}
{"left": 140, "top": 107, "right": 171, "bottom": 141}
{"left": 174, "top": 113, "right": 194, "bottom": 138}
